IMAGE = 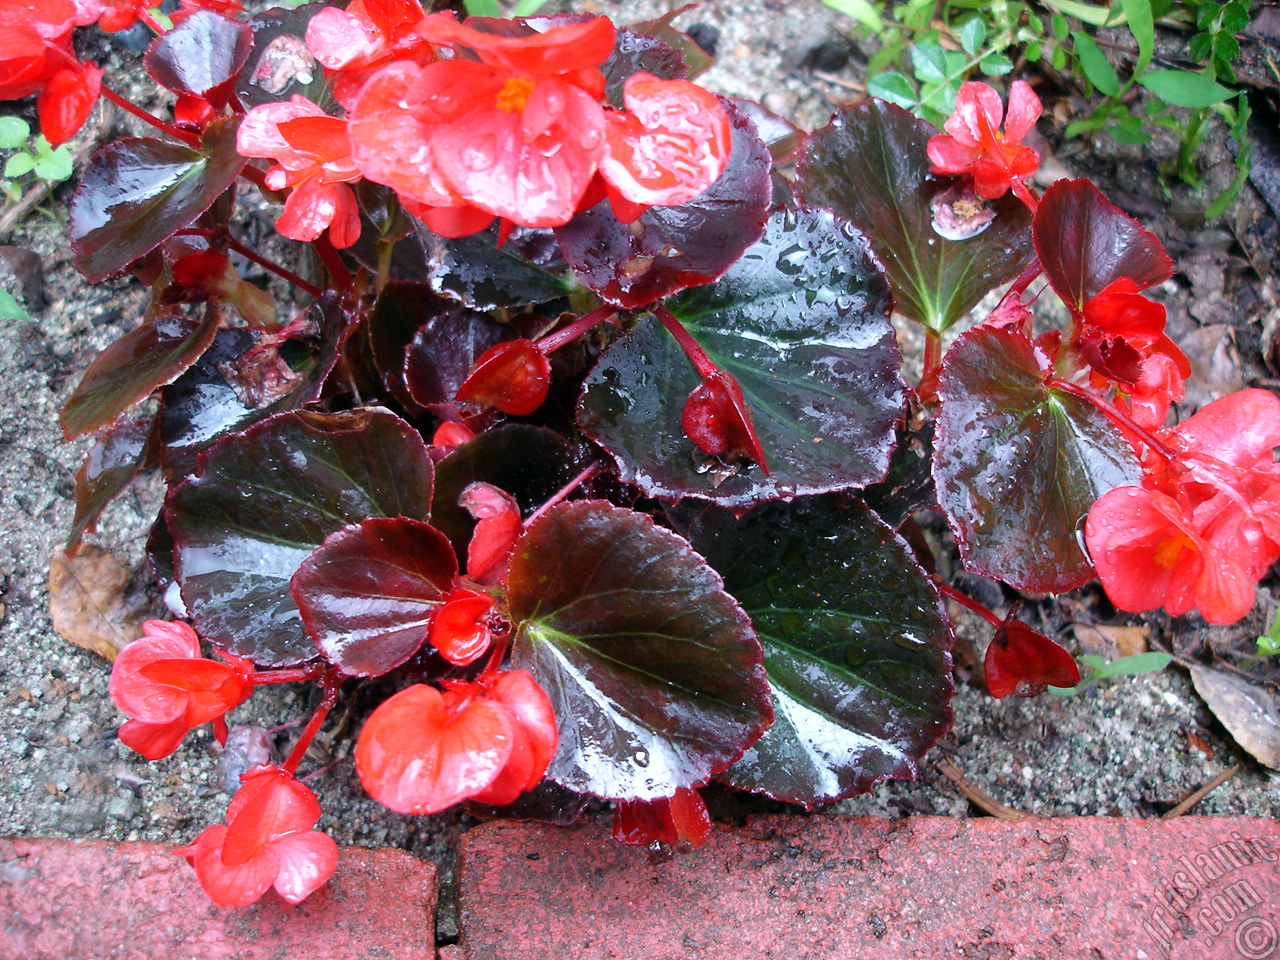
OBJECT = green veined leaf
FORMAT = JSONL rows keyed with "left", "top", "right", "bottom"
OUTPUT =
{"left": 1138, "top": 69, "right": 1233, "bottom": 108}
{"left": 0, "top": 116, "right": 29, "bottom": 150}
{"left": 959, "top": 17, "right": 986, "bottom": 55}
{"left": 1072, "top": 30, "right": 1120, "bottom": 96}
{"left": 867, "top": 71, "right": 918, "bottom": 108}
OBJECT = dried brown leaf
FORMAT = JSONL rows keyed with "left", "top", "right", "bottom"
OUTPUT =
{"left": 48, "top": 546, "right": 153, "bottom": 661}
{"left": 1072, "top": 622, "right": 1149, "bottom": 659}
{"left": 1190, "top": 666, "right": 1280, "bottom": 769}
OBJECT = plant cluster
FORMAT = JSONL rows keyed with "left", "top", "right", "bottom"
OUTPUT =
{"left": 827, "top": 0, "right": 1252, "bottom": 217}
{"left": 9, "top": 0, "right": 1277, "bottom": 909}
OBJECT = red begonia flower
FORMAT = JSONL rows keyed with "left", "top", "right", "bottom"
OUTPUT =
{"left": 305, "top": 0, "right": 435, "bottom": 109}
{"left": 456, "top": 339, "right": 551, "bottom": 416}
{"left": 110, "top": 619, "right": 254, "bottom": 761}
{"left": 1172, "top": 388, "right": 1280, "bottom": 471}
{"left": 927, "top": 80, "right": 1041, "bottom": 203}
{"left": 348, "top": 17, "right": 614, "bottom": 229}
{"left": 459, "top": 481, "right": 522, "bottom": 583}
{"left": 237, "top": 96, "right": 362, "bottom": 247}
{"left": 599, "top": 72, "right": 731, "bottom": 211}
{"left": 428, "top": 588, "right": 495, "bottom": 666}
{"left": 0, "top": 0, "right": 101, "bottom": 145}
{"left": 466, "top": 670, "right": 558, "bottom": 807}
{"left": 355, "top": 672, "right": 556, "bottom": 814}
{"left": 683, "top": 369, "right": 769, "bottom": 474}
{"left": 431, "top": 420, "right": 475, "bottom": 451}
{"left": 179, "top": 764, "right": 337, "bottom": 908}
{"left": 612, "top": 786, "right": 711, "bottom": 852}
{"left": 1085, "top": 485, "right": 1258, "bottom": 624}
{"left": 984, "top": 619, "right": 1080, "bottom": 698}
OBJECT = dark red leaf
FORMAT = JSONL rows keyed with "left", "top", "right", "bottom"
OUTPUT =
{"left": 70, "top": 118, "right": 246, "bottom": 282}
{"left": 144, "top": 9, "right": 254, "bottom": 109}
{"left": 61, "top": 309, "right": 220, "bottom": 440}
{"left": 1033, "top": 179, "right": 1172, "bottom": 316}
{"left": 68, "top": 417, "right": 158, "bottom": 553}
{"left": 555, "top": 97, "right": 772, "bottom": 309}
{"left": 292, "top": 518, "right": 458, "bottom": 677}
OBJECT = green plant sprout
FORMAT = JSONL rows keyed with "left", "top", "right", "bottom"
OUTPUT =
{"left": 1049, "top": 651, "right": 1176, "bottom": 696}
{"left": 824, "top": 0, "right": 1252, "bottom": 217}
{"left": 1257, "top": 610, "right": 1280, "bottom": 658}
{"left": 0, "top": 117, "right": 75, "bottom": 204}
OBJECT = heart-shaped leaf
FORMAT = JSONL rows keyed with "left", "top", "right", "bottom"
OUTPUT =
{"left": 144, "top": 9, "right": 254, "bottom": 109}
{"left": 61, "top": 308, "right": 220, "bottom": 440}
{"left": 1033, "top": 178, "right": 1172, "bottom": 316}
{"left": 601, "top": 28, "right": 687, "bottom": 107}
{"left": 167, "top": 408, "right": 435, "bottom": 666}
{"left": 71, "top": 118, "right": 246, "bottom": 282}
{"left": 690, "top": 496, "right": 953, "bottom": 807}
{"left": 507, "top": 501, "right": 772, "bottom": 801}
{"left": 158, "top": 294, "right": 354, "bottom": 480}
{"left": 933, "top": 327, "right": 1143, "bottom": 593}
{"left": 795, "top": 99, "right": 1035, "bottom": 332}
{"left": 236, "top": 2, "right": 331, "bottom": 110}
{"left": 430, "top": 425, "right": 581, "bottom": 562}
{"left": 419, "top": 225, "right": 573, "bottom": 312}
{"left": 555, "top": 97, "right": 772, "bottom": 309}
{"left": 578, "top": 207, "right": 905, "bottom": 507}
{"left": 292, "top": 517, "right": 458, "bottom": 677}
{"left": 68, "top": 417, "right": 157, "bottom": 553}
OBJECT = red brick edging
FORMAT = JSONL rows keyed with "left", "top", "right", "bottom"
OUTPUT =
{"left": 458, "top": 817, "right": 1280, "bottom": 960}
{"left": 4, "top": 817, "right": 1278, "bottom": 959}
{"left": 0, "top": 837, "right": 437, "bottom": 959}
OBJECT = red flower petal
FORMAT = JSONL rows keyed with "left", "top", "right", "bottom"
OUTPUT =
{"left": 926, "top": 134, "right": 982, "bottom": 176}
{"left": 1174, "top": 389, "right": 1280, "bottom": 470}
{"left": 418, "top": 13, "right": 615, "bottom": 79}
{"left": 1003, "top": 80, "right": 1043, "bottom": 140}
{"left": 137, "top": 657, "right": 250, "bottom": 726}
{"left": 183, "top": 824, "right": 279, "bottom": 908}
{"left": 428, "top": 589, "right": 495, "bottom": 666}
{"left": 984, "top": 620, "right": 1079, "bottom": 698}
{"left": 682, "top": 370, "right": 769, "bottom": 474}
{"left": 38, "top": 61, "right": 101, "bottom": 146}
{"left": 109, "top": 621, "right": 202, "bottom": 722}
{"left": 460, "top": 482, "right": 522, "bottom": 583}
{"left": 118, "top": 715, "right": 189, "bottom": 760}
{"left": 355, "top": 684, "right": 514, "bottom": 814}
{"left": 945, "top": 82, "right": 1004, "bottom": 147}
{"left": 599, "top": 73, "right": 730, "bottom": 208}
{"left": 270, "top": 830, "right": 338, "bottom": 904}
{"left": 222, "top": 765, "right": 322, "bottom": 865}
{"left": 456, "top": 339, "right": 551, "bottom": 416}
{"left": 612, "top": 786, "right": 710, "bottom": 850}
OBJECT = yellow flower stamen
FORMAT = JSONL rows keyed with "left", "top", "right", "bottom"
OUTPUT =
{"left": 495, "top": 77, "right": 535, "bottom": 113}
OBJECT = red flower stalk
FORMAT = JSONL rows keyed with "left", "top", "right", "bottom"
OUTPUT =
{"left": 237, "top": 96, "right": 363, "bottom": 248}
{"left": 1086, "top": 389, "right": 1280, "bottom": 624}
{"left": 984, "top": 618, "right": 1080, "bottom": 698}
{"left": 612, "top": 786, "right": 711, "bottom": 852}
{"left": 179, "top": 764, "right": 337, "bottom": 908}
{"left": 109, "top": 619, "right": 254, "bottom": 760}
{"left": 355, "top": 671, "right": 557, "bottom": 814}
{"left": 0, "top": 0, "right": 102, "bottom": 146}
{"left": 927, "top": 80, "right": 1041, "bottom": 208}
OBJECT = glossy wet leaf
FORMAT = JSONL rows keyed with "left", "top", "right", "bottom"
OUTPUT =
{"left": 145, "top": 9, "right": 254, "bottom": 109}
{"left": 507, "top": 501, "right": 772, "bottom": 801}
{"left": 431, "top": 425, "right": 580, "bottom": 562}
{"left": 167, "top": 408, "right": 435, "bottom": 666}
{"left": 419, "top": 224, "right": 573, "bottom": 311}
{"left": 159, "top": 295, "right": 354, "bottom": 480}
{"left": 61, "top": 309, "right": 220, "bottom": 440}
{"left": 292, "top": 517, "right": 458, "bottom": 677}
{"left": 68, "top": 417, "right": 157, "bottom": 553}
{"left": 933, "top": 327, "right": 1143, "bottom": 593}
{"left": 689, "top": 496, "right": 952, "bottom": 807}
{"left": 601, "top": 28, "right": 687, "bottom": 107}
{"left": 71, "top": 118, "right": 246, "bottom": 282}
{"left": 795, "top": 99, "right": 1035, "bottom": 332}
{"left": 236, "top": 2, "right": 331, "bottom": 110}
{"left": 555, "top": 98, "right": 772, "bottom": 309}
{"left": 578, "top": 207, "right": 905, "bottom": 507}
{"left": 1033, "top": 179, "right": 1172, "bottom": 316}
{"left": 403, "top": 300, "right": 507, "bottom": 411}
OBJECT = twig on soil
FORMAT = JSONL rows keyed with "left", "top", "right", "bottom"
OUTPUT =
{"left": 936, "top": 755, "right": 1040, "bottom": 820}
{"left": 812, "top": 71, "right": 865, "bottom": 93}
{"left": 1161, "top": 765, "right": 1241, "bottom": 819}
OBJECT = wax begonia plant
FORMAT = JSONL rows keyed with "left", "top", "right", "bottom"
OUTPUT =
{"left": 16, "top": 0, "right": 1274, "bottom": 908}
